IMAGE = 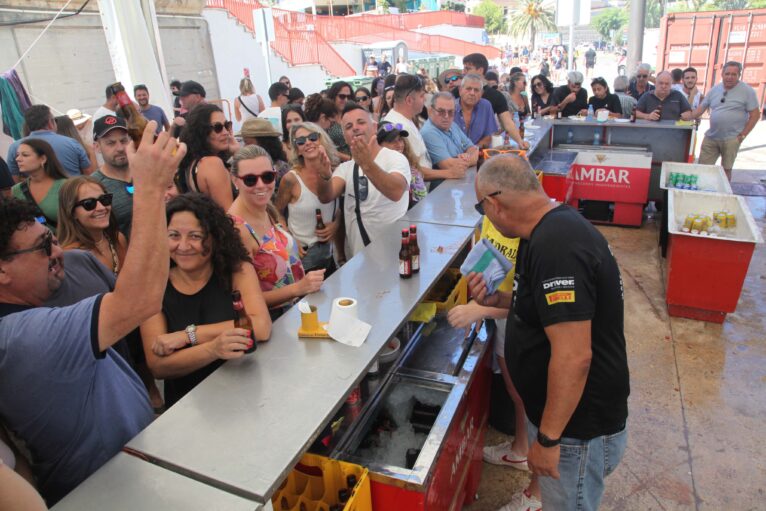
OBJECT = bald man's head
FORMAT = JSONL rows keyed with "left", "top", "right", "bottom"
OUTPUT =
{"left": 477, "top": 154, "right": 542, "bottom": 196}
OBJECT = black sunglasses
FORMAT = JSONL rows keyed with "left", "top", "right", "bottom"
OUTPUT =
{"left": 721, "top": 91, "right": 727, "bottom": 103}
{"left": 74, "top": 193, "right": 113, "bottom": 212}
{"left": 356, "top": 176, "right": 369, "bottom": 201}
{"left": 3, "top": 230, "right": 55, "bottom": 258}
{"left": 337, "top": 94, "right": 352, "bottom": 100}
{"left": 209, "top": 121, "right": 232, "bottom": 133}
{"left": 355, "top": 95, "right": 370, "bottom": 102}
{"left": 295, "top": 132, "right": 320, "bottom": 146}
{"left": 238, "top": 171, "right": 277, "bottom": 187}
{"left": 474, "top": 190, "right": 501, "bottom": 215}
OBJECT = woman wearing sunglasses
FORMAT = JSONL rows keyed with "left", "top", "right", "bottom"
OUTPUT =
{"left": 508, "top": 72, "right": 531, "bottom": 122}
{"left": 57, "top": 176, "right": 127, "bottom": 275}
{"left": 325, "top": 82, "right": 354, "bottom": 161}
{"left": 275, "top": 123, "right": 340, "bottom": 274}
{"left": 177, "top": 104, "right": 237, "bottom": 210}
{"left": 530, "top": 74, "right": 555, "bottom": 117}
{"left": 228, "top": 145, "right": 325, "bottom": 320}
{"left": 354, "top": 87, "right": 373, "bottom": 112}
{"left": 282, "top": 105, "right": 306, "bottom": 159}
{"left": 11, "top": 138, "right": 69, "bottom": 231}
{"left": 140, "top": 193, "right": 271, "bottom": 408}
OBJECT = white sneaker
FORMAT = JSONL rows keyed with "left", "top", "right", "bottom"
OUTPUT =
{"left": 497, "top": 489, "right": 542, "bottom": 511}
{"left": 482, "top": 441, "right": 529, "bottom": 471}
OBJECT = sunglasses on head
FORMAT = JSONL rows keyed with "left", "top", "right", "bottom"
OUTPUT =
{"left": 209, "top": 121, "right": 232, "bottom": 133}
{"left": 380, "top": 122, "right": 404, "bottom": 133}
{"left": 238, "top": 171, "right": 277, "bottom": 187}
{"left": 295, "top": 132, "right": 320, "bottom": 146}
{"left": 355, "top": 95, "right": 370, "bottom": 102}
{"left": 74, "top": 193, "right": 113, "bottom": 212}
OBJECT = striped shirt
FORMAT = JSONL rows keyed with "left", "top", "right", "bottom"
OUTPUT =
{"left": 616, "top": 92, "right": 637, "bottom": 119}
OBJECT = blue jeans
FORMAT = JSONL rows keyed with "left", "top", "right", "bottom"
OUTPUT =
{"left": 526, "top": 418, "right": 628, "bottom": 511}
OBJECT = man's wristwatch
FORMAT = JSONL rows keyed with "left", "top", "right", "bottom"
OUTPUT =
{"left": 185, "top": 324, "right": 198, "bottom": 346}
{"left": 537, "top": 431, "right": 561, "bottom": 448}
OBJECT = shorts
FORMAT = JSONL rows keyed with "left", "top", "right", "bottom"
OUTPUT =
{"left": 585, "top": 62, "right": 595, "bottom": 69}
{"left": 699, "top": 135, "right": 741, "bottom": 170}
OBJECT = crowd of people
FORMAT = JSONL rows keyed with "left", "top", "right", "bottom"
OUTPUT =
{"left": 0, "top": 44, "right": 759, "bottom": 511}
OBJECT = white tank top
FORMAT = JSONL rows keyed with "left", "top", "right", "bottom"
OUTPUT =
{"left": 239, "top": 94, "right": 262, "bottom": 120}
{"left": 286, "top": 170, "right": 336, "bottom": 248}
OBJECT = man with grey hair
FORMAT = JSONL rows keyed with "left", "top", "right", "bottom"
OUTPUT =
{"left": 551, "top": 71, "right": 588, "bottom": 117}
{"left": 628, "top": 63, "right": 655, "bottom": 100}
{"left": 613, "top": 75, "right": 637, "bottom": 119}
{"left": 469, "top": 154, "right": 629, "bottom": 511}
{"left": 635, "top": 71, "right": 691, "bottom": 121}
{"left": 454, "top": 74, "right": 498, "bottom": 147}
{"left": 421, "top": 91, "right": 479, "bottom": 184}
{"left": 685, "top": 61, "right": 759, "bottom": 181}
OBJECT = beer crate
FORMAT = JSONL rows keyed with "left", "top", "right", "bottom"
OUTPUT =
{"left": 659, "top": 162, "right": 732, "bottom": 193}
{"left": 423, "top": 269, "right": 467, "bottom": 313}
{"left": 272, "top": 453, "right": 372, "bottom": 511}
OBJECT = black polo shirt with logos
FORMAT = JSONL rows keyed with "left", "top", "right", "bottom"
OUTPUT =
{"left": 505, "top": 205, "right": 629, "bottom": 440}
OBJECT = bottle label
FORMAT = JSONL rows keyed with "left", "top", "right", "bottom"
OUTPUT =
{"left": 399, "top": 259, "right": 410, "bottom": 276}
{"left": 115, "top": 90, "right": 132, "bottom": 108}
{"left": 411, "top": 255, "right": 419, "bottom": 271}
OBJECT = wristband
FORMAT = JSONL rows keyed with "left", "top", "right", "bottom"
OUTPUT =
{"left": 185, "top": 324, "right": 198, "bottom": 346}
{"left": 537, "top": 430, "right": 561, "bottom": 448}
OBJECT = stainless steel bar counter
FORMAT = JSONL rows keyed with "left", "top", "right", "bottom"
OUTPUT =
{"left": 52, "top": 453, "right": 262, "bottom": 511}
{"left": 126, "top": 219, "right": 476, "bottom": 504}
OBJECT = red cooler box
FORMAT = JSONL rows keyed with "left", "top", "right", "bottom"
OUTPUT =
{"left": 666, "top": 190, "right": 763, "bottom": 323}
{"left": 567, "top": 151, "right": 652, "bottom": 226}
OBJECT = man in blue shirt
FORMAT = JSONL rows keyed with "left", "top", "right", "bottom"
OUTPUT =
{"left": 0, "top": 122, "right": 194, "bottom": 505}
{"left": 422, "top": 91, "right": 479, "bottom": 186}
{"left": 134, "top": 84, "right": 170, "bottom": 134}
{"left": 454, "top": 74, "right": 498, "bottom": 148}
{"left": 6, "top": 105, "right": 91, "bottom": 178}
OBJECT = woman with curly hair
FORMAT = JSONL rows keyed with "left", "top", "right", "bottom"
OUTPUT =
{"left": 228, "top": 145, "right": 325, "bottom": 320}
{"left": 530, "top": 74, "right": 555, "bottom": 116}
{"left": 177, "top": 104, "right": 238, "bottom": 210}
{"left": 11, "top": 138, "right": 69, "bottom": 231}
{"left": 275, "top": 122, "right": 340, "bottom": 273}
{"left": 57, "top": 176, "right": 127, "bottom": 275}
{"left": 140, "top": 193, "right": 271, "bottom": 408}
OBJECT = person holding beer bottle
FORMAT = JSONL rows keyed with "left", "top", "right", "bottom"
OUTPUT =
{"left": 274, "top": 122, "right": 341, "bottom": 274}
{"left": 140, "top": 193, "right": 271, "bottom": 408}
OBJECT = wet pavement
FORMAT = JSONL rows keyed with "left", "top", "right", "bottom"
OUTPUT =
{"left": 465, "top": 167, "right": 766, "bottom": 510}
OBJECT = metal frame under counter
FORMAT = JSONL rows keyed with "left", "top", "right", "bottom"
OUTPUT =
{"left": 51, "top": 453, "right": 262, "bottom": 511}
{"left": 125, "top": 220, "right": 476, "bottom": 505}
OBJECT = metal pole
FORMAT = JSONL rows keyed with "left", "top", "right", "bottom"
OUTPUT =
{"left": 627, "top": 0, "right": 647, "bottom": 75}
{"left": 568, "top": 0, "right": 579, "bottom": 70}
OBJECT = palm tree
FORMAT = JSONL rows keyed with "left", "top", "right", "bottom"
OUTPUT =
{"left": 509, "top": 0, "right": 558, "bottom": 52}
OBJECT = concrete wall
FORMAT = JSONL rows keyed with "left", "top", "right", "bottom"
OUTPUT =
{"left": 0, "top": 0, "right": 206, "bottom": 15}
{"left": 413, "top": 24, "right": 486, "bottom": 46}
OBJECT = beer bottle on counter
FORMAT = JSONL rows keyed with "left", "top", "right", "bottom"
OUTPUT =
{"left": 409, "top": 224, "right": 420, "bottom": 274}
{"left": 399, "top": 228, "right": 412, "bottom": 279}
{"left": 109, "top": 82, "right": 148, "bottom": 147}
{"left": 315, "top": 208, "right": 326, "bottom": 231}
{"left": 232, "top": 290, "right": 256, "bottom": 354}
{"left": 518, "top": 118, "right": 525, "bottom": 140}
{"left": 630, "top": 107, "right": 637, "bottom": 123}
{"left": 655, "top": 103, "right": 663, "bottom": 120}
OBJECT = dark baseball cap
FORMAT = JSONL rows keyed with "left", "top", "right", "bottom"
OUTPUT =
{"left": 177, "top": 80, "right": 206, "bottom": 97}
{"left": 93, "top": 115, "right": 127, "bottom": 140}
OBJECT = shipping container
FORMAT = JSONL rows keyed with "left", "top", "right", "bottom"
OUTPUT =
{"left": 658, "top": 9, "right": 766, "bottom": 112}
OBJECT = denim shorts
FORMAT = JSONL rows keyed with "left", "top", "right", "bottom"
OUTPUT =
{"left": 526, "top": 417, "right": 628, "bottom": 511}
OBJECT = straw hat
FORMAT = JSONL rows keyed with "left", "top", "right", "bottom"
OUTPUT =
{"left": 67, "top": 109, "right": 92, "bottom": 127}
{"left": 237, "top": 118, "right": 281, "bottom": 138}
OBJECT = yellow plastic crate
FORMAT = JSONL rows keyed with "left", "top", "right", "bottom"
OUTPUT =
{"left": 272, "top": 453, "right": 372, "bottom": 511}
{"left": 424, "top": 268, "right": 468, "bottom": 313}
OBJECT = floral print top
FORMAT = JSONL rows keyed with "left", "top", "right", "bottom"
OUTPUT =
{"left": 231, "top": 215, "right": 305, "bottom": 295}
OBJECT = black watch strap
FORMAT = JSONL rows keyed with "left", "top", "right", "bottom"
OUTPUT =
{"left": 537, "top": 430, "right": 561, "bottom": 447}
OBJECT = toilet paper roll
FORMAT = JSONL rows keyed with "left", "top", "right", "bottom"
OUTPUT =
{"left": 328, "top": 297, "right": 358, "bottom": 325}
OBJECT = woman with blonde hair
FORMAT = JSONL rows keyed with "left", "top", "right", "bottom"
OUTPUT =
{"left": 57, "top": 175, "right": 127, "bottom": 275}
{"left": 228, "top": 145, "right": 325, "bottom": 320}
{"left": 274, "top": 122, "right": 340, "bottom": 273}
{"left": 234, "top": 76, "right": 265, "bottom": 122}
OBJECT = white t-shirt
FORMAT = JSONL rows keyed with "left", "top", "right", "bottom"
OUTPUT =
{"left": 93, "top": 106, "right": 116, "bottom": 121}
{"left": 333, "top": 147, "right": 411, "bottom": 258}
{"left": 395, "top": 62, "right": 409, "bottom": 73}
{"left": 259, "top": 106, "right": 282, "bottom": 133}
{"left": 383, "top": 109, "right": 432, "bottom": 168}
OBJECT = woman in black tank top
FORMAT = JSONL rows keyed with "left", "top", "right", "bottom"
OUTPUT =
{"left": 140, "top": 194, "right": 271, "bottom": 408}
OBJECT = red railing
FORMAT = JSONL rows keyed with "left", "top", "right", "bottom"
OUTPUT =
{"left": 206, "top": 0, "right": 259, "bottom": 33}
{"left": 355, "top": 11, "right": 485, "bottom": 30}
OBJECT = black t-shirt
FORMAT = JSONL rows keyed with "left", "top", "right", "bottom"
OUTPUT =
{"left": 531, "top": 92, "right": 554, "bottom": 113}
{"left": 505, "top": 205, "right": 629, "bottom": 439}
{"left": 162, "top": 274, "right": 235, "bottom": 407}
{"left": 585, "top": 49, "right": 597, "bottom": 66}
{"left": 552, "top": 85, "right": 588, "bottom": 117}
{"left": 588, "top": 93, "right": 623, "bottom": 115}
{"left": 377, "top": 61, "right": 392, "bottom": 76}
{"left": 452, "top": 85, "right": 509, "bottom": 115}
